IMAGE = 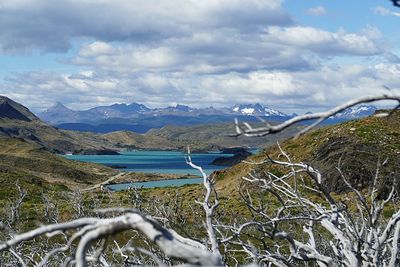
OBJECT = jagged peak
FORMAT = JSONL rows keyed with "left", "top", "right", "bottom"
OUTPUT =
{"left": 44, "top": 102, "right": 74, "bottom": 112}
{"left": 54, "top": 101, "right": 70, "bottom": 108}
{"left": 175, "top": 104, "right": 192, "bottom": 111}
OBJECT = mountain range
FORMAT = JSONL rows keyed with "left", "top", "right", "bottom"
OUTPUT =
{"left": 39, "top": 102, "right": 292, "bottom": 124}
{"left": 0, "top": 95, "right": 300, "bottom": 155}
{"left": 0, "top": 93, "right": 380, "bottom": 155}
{"left": 38, "top": 102, "right": 378, "bottom": 133}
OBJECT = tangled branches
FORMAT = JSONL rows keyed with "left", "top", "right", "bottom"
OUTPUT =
{"left": 0, "top": 208, "right": 222, "bottom": 266}
{"left": 227, "top": 145, "right": 400, "bottom": 266}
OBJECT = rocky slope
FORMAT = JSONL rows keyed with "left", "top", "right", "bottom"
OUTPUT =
{"left": 0, "top": 96, "right": 38, "bottom": 121}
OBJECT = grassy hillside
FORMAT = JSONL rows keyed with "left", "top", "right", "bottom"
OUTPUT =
{"left": 104, "top": 122, "right": 302, "bottom": 152}
{"left": 1, "top": 114, "right": 299, "bottom": 154}
{"left": 148, "top": 122, "right": 295, "bottom": 149}
{"left": 118, "top": 111, "right": 400, "bottom": 227}
{"left": 0, "top": 95, "right": 119, "bottom": 153}
{"left": 212, "top": 110, "right": 400, "bottom": 196}
{"left": 0, "top": 117, "right": 119, "bottom": 153}
{"left": 103, "top": 130, "right": 199, "bottom": 151}
{"left": 0, "top": 136, "right": 117, "bottom": 186}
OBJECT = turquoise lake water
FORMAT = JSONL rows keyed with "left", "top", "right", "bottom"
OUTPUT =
{"left": 65, "top": 150, "right": 232, "bottom": 176}
{"left": 65, "top": 151, "right": 233, "bottom": 190}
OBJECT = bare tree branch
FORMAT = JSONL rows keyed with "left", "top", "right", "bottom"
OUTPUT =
{"left": 0, "top": 210, "right": 222, "bottom": 266}
{"left": 232, "top": 93, "right": 400, "bottom": 138}
{"left": 186, "top": 146, "right": 222, "bottom": 258}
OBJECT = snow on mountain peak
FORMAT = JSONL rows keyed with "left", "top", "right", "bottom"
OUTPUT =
{"left": 333, "top": 105, "right": 377, "bottom": 119}
{"left": 232, "top": 103, "right": 287, "bottom": 116}
{"left": 241, "top": 108, "right": 255, "bottom": 114}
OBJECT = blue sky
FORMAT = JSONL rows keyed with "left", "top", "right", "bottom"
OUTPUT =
{"left": 0, "top": 0, "right": 399, "bottom": 113}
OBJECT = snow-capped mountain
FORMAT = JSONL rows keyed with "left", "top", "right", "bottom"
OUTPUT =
{"left": 38, "top": 101, "right": 378, "bottom": 128}
{"left": 231, "top": 103, "right": 287, "bottom": 117}
{"left": 333, "top": 105, "right": 377, "bottom": 119}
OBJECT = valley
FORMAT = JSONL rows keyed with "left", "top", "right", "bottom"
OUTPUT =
{"left": 1, "top": 94, "right": 398, "bottom": 193}
{"left": 0, "top": 95, "right": 399, "bottom": 266}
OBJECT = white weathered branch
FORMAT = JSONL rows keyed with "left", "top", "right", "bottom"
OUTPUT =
{"left": 233, "top": 93, "right": 400, "bottom": 138}
{"left": 235, "top": 145, "right": 400, "bottom": 266}
{"left": 0, "top": 210, "right": 222, "bottom": 266}
{"left": 186, "top": 146, "right": 222, "bottom": 258}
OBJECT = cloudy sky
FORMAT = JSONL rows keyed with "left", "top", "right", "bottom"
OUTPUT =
{"left": 0, "top": 0, "right": 399, "bottom": 113}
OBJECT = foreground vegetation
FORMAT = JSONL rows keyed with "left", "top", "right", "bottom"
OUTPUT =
{"left": 0, "top": 94, "right": 399, "bottom": 266}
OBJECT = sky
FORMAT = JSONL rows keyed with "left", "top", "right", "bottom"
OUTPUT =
{"left": 0, "top": 0, "right": 399, "bottom": 113}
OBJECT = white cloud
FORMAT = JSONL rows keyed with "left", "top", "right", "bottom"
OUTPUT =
{"left": 0, "top": 0, "right": 292, "bottom": 53}
{"left": 306, "top": 6, "right": 326, "bottom": 16}
{"left": 0, "top": 0, "right": 397, "bottom": 113}
{"left": 2, "top": 62, "right": 400, "bottom": 113}
{"left": 67, "top": 23, "right": 383, "bottom": 79}
{"left": 71, "top": 38, "right": 316, "bottom": 75}
{"left": 373, "top": 6, "right": 392, "bottom": 16}
{"left": 373, "top": 5, "right": 400, "bottom": 17}
{"left": 266, "top": 26, "right": 382, "bottom": 56}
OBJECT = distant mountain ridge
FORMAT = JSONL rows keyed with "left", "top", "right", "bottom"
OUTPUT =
{"left": 39, "top": 102, "right": 151, "bottom": 124}
{"left": 36, "top": 100, "right": 379, "bottom": 133}
{"left": 38, "top": 102, "right": 293, "bottom": 124}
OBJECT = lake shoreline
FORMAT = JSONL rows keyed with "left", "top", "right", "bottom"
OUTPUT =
{"left": 106, "top": 177, "right": 204, "bottom": 191}
{"left": 108, "top": 171, "right": 201, "bottom": 184}
{"left": 64, "top": 150, "right": 230, "bottom": 176}
{"left": 64, "top": 150, "right": 229, "bottom": 190}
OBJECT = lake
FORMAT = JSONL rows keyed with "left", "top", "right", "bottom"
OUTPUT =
{"left": 65, "top": 151, "right": 232, "bottom": 190}
{"left": 65, "top": 150, "right": 232, "bottom": 176}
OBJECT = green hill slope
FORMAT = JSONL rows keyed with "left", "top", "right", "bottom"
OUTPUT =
{"left": 0, "top": 118, "right": 120, "bottom": 153}
{"left": 0, "top": 136, "right": 117, "bottom": 186}
{"left": 104, "top": 122, "right": 302, "bottom": 152}
{"left": 214, "top": 110, "right": 400, "bottom": 196}
{"left": 0, "top": 95, "right": 120, "bottom": 154}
